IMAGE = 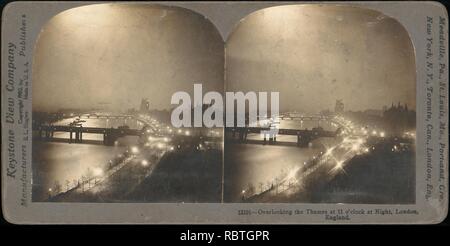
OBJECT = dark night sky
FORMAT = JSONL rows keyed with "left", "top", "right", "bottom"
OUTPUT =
{"left": 33, "top": 4, "right": 224, "bottom": 112}
{"left": 33, "top": 4, "right": 416, "bottom": 114}
{"left": 226, "top": 5, "right": 416, "bottom": 113}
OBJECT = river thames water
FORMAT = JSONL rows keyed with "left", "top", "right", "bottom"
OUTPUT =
{"left": 224, "top": 119, "right": 338, "bottom": 202}
{"left": 33, "top": 116, "right": 336, "bottom": 202}
{"left": 32, "top": 117, "right": 141, "bottom": 201}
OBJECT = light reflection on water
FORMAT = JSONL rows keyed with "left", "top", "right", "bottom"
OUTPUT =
{"left": 247, "top": 119, "right": 336, "bottom": 142}
{"left": 51, "top": 117, "right": 144, "bottom": 141}
{"left": 34, "top": 117, "right": 338, "bottom": 202}
{"left": 55, "top": 117, "right": 143, "bottom": 129}
{"left": 278, "top": 119, "right": 336, "bottom": 131}
{"left": 32, "top": 116, "right": 141, "bottom": 201}
{"left": 225, "top": 119, "right": 338, "bottom": 202}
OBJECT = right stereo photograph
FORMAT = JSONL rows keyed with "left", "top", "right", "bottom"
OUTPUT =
{"left": 223, "top": 5, "right": 416, "bottom": 204}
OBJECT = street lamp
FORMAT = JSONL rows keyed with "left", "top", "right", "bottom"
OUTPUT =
{"left": 93, "top": 168, "right": 103, "bottom": 177}
{"left": 131, "top": 146, "right": 139, "bottom": 154}
{"left": 351, "top": 143, "right": 360, "bottom": 151}
{"left": 335, "top": 160, "right": 344, "bottom": 169}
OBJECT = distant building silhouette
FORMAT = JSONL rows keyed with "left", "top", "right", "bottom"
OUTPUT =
{"left": 335, "top": 99, "right": 344, "bottom": 114}
{"left": 341, "top": 102, "right": 415, "bottom": 137}
{"left": 383, "top": 102, "right": 415, "bottom": 134}
{"left": 140, "top": 98, "right": 150, "bottom": 113}
{"left": 363, "top": 109, "right": 383, "bottom": 117}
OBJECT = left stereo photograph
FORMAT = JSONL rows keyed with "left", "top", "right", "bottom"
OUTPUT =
{"left": 31, "top": 4, "right": 225, "bottom": 203}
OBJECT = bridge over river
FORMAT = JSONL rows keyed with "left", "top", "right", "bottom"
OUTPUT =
{"left": 34, "top": 125, "right": 142, "bottom": 145}
{"left": 225, "top": 126, "right": 339, "bottom": 147}
{"left": 34, "top": 124, "right": 220, "bottom": 146}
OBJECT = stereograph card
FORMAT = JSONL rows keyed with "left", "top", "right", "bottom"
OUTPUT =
{"left": 1, "top": 1, "right": 448, "bottom": 224}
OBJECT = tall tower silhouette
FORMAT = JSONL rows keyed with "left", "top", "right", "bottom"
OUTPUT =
{"left": 140, "top": 98, "right": 150, "bottom": 113}
{"left": 335, "top": 99, "right": 344, "bottom": 114}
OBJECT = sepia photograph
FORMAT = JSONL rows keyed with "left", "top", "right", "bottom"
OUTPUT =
{"left": 223, "top": 5, "right": 416, "bottom": 204}
{"left": 1, "top": 0, "right": 448, "bottom": 226}
{"left": 31, "top": 4, "right": 224, "bottom": 203}
{"left": 30, "top": 4, "right": 417, "bottom": 204}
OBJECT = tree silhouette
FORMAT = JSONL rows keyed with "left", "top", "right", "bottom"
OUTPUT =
{"left": 85, "top": 168, "right": 94, "bottom": 189}
{"left": 259, "top": 182, "right": 264, "bottom": 193}
{"left": 247, "top": 183, "right": 255, "bottom": 196}
{"left": 53, "top": 180, "right": 62, "bottom": 194}
{"left": 81, "top": 175, "right": 87, "bottom": 192}
{"left": 65, "top": 180, "right": 70, "bottom": 192}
